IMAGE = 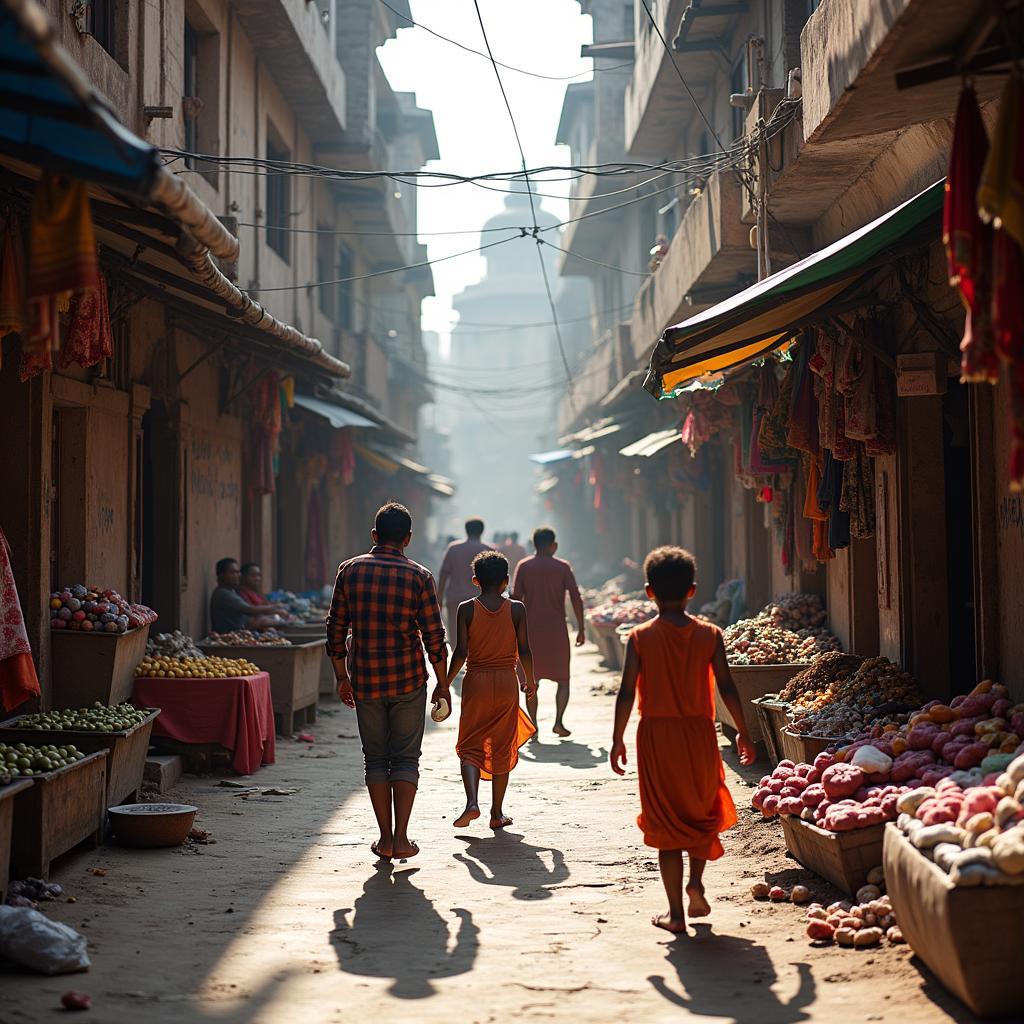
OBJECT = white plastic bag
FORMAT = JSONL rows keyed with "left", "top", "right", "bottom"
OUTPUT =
{"left": 0, "top": 906, "right": 90, "bottom": 974}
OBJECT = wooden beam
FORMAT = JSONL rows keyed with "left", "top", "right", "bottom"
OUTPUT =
{"left": 894, "top": 43, "right": 1010, "bottom": 90}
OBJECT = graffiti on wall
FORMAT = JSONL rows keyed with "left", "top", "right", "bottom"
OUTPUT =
{"left": 999, "top": 494, "right": 1024, "bottom": 542}
{"left": 189, "top": 434, "right": 240, "bottom": 511}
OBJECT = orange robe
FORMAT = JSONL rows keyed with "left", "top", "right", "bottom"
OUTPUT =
{"left": 630, "top": 616, "right": 737, "bottom": 858}
{"left": 456, "top": 599, "right": 535, "bottom": 779}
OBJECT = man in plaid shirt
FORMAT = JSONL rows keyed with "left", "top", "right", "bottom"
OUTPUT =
{"left": 327, "top": 502, "right": 449, "bottom": 861}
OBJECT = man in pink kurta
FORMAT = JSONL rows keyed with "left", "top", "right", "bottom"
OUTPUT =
{"left": 511, "top": 527, "right": 585, "bottom": 737}
{"left": 438, "top": 518, "right": 492, "bottom": 634}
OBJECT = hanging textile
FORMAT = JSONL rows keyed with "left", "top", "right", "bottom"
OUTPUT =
{"left": 802, "top": 454, "right": 833, "bottom": 562}
{"left": 759, "top": 360, "right": 795, "bottom": 456}
{"left": 840, "top": 444, "right": 876, "bottom": 539}
{"left": 787, "top": 333, "right": 820, "bottom": 455}
{"left": 945, "top": 85, "right": 999, "bottom": 384}
{"left": 0, "top": 527, "right": 40, "bottom": 712}
{"left": 0, "top": 213, "right": 25, "bottom": 351}
{"left": 59, "top": 272, "right": 113, "bottom": 370}
{"left": 328, "top": 429, "right": 356, "bottom": 485}
{"left": 817, "top": 451, "right": 850, "bottom": 551}
{"left": 838, "top": 321, "right": 878, "bottom": 442}
{"left": 793, "top": 458, "right": 815, "bottom": 567}
{"left": 249, "top": 370, "right": 282, "bottom": 496}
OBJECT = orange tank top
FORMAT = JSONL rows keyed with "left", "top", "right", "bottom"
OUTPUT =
{"left": 467, "top": 598, "right": 519, "bottom": 670}
{"left": 630, "top": 616, "right": 721, "bottom": 719}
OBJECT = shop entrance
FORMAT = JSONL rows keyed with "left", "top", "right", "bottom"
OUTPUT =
{"left": 49, "top": 405, "right": 87, "bottom": 589}
{"left": 943, "top": 379, "right": 976, "bottom": 688}
{"left": 141, "top": 402, "right": 182, "bottom": 627}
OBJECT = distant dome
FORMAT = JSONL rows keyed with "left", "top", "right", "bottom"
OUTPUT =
{"left": 480, "top": 187, "right": 559, "bottom": 242}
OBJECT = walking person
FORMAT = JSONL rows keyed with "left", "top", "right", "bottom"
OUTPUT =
{"left": 502, "top": 531, "right": 528, "bottom": 579}
{"left": 511, "top": 527, "right": 585, "bottom": 737}
{"left": 327, "top": 502, "right": 449, "bottom": 861}
{"left": 438, "top": 517, "right": 492, "bottom": 635}
{"left": 442, "top": 551, "right": 537, "bottom": 830}
{"left": 610, "top": 546, "right": 755, "bottom": 935}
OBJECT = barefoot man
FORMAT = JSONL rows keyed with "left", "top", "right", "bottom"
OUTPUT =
{"left": 511, "top": 527, "right": 585, "bottom": 737}
{"left": 327, "top": 502, "right": 449, "bottom": 861}
{"left": 438, "top": 517, "right": 493, "bottom": 636}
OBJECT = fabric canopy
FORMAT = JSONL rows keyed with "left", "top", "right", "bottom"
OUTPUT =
{"left": 528, "top": 445, "right": 594, "bottom": 465}
{"left": 559, "top": 418, "right": 625, "bottom": 446}
{"left": 643, "top": 179, "right": 946, "bottom": 398}
{"left": 536, "top": 475, "right": 559, "bottom": 495}
{"left": 293, "top": 394, "right": 378, "bottom": 430}
{"left": 0, "top": 2, "right": 159, "bottom": 196}
{"left": 619, "top": 427, "right": 680, "bottom": 458}
{"left": 427, "top": 474, "right": 456, "bottom": 498}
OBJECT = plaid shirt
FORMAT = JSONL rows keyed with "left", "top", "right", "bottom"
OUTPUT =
{"left": 325, "top": 545, "right": 448, "bottom": 700}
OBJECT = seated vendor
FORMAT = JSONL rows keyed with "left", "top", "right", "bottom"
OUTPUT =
{"left": 239, "top": 563, "right": 270, "bottom": 607}
{"left": 210, "top": 558, "right": 287, "bottom": 633}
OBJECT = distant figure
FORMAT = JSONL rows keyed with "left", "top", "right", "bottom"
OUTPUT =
{"left": 326, "top": 502, "right": 449, "bottom": 862}
{"left": 238, "top": 563, "right": 269, "bottom": 608}
{"left": 511, "top": 527, "right": 585, "bottom": 737}
{"left": 610, "top": 546, "right": 755, "bottom": 935}
{"left": 209, "top": 558, "right": 287, "bottom": 633}
{"left": 445, "top": 550, "right": 536, "bottom": 830}
{"left": 438, "top": 518, "right": 493, "bottom": 634}
{"left": 649, "top": 233, "right": 669, "bottom": 271}
{"left": 502, "top": 532, "right": 528, "bottom": 579}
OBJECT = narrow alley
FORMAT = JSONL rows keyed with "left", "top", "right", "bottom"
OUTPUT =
{"left": 0, "top": 644, "right": 974, "bottom": 1024}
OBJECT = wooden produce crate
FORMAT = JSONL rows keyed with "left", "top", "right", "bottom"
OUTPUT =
{"left": 10, "top": 750, "right": 107, "bottom": 879}
{"left": 780, "top": 814, "right": 885, "bottom": 896}
{"left": 0, "top": 709, "right": 160, "bottom": 808}
{"left": 780, "top": 726, "right": 840, "bottom": 765}
{"left": 50, "top": 624, "right": 152, "bottom": 707}
{"left": 282, "top": 623, "right": 327, "bottom": 641}
{"left": 591, "top": 623, "right": 623, "bottom": 672}
{"left": 715, "top": 664, "right": 803, "bottom": 745}
{"left": 0, "top": 779, "right": 34, "bottom": 902}
{"left": 883, "top": 824, "right": 1024, "bottom": 1018}
{"left": 201, "top": 641, "right": 322, "bottom": 734}
{"left": 752, "top": 695, "right": 790, "bottom": 766}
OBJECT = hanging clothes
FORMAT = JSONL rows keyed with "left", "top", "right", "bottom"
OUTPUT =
{"left": 817, "top": 451, "right": 850, "bottom": 551}
{"left": 787, "top": 333, "right": 820, "bottom": 456}
{"left": 838, "top": 321, "right": 878, "bottom": 442}
{"left": 802, "top": 453, "right": 833, "bottom": 562}
{"left": 946, "top": 85, "right": 999, "bottom": 384}
{"left": 793, "top": 458, "right": 815, "bottom": 568}
{"left": 0, "top": 213, "right": 26, "bottom": 351}
{"left": 328, "top": 429, "right": 356, "bottom": 486}
{"left": 840, "top": 444, "right": 876, "bottom": 539}
{"left": 0, "top": 527, "right": 41, "bottom": 712}
{"left": 60, "top": 272, "right": 113, "bottom": 370}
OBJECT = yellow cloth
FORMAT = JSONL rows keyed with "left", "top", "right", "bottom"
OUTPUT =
{"left": 978, "top": 77, "right": 1024, "bottom": 250}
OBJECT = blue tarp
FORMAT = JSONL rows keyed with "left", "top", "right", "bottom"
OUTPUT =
{"left": 0, "top": 9, "right": 159, "bottom": 196}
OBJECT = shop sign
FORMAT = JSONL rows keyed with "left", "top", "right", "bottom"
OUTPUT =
{"left": 896, "top": 352, "right": 947, "bottom": 397}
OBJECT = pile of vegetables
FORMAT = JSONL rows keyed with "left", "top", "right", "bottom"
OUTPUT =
{"left": 894, "top": 752, "right": 1024, "bottom": 887}
{"left": 752, "top": 753, "right": 912, "bottom": 830}
{"left": 787, "top": 657, "right": 921, "bottom": 739}
{"left": 201, "top": 630, "right": 291, "bottom": 647}
{"left": 766, "top": 593, "right": 828, "bottom": 631}
{"left": 1, "top": 741, "right": 86, "bottom": 780}
{"left": 777, "top": 652, "right": 864, "bottom": 705}
{"left": 148, "top": 631, "right": 206, "bottom": 660}
{"left": 587, "top": 595, "right": 656, "bottom": 629}
{"left": 13, "top": 702, "right": 149, "bottom": 732}
{"left": 49, "top": 585, "right": 157, "bottom": 634}
{"left": 721, "top": 595, "right": 841, "bottom": 666}
{"left": 134, "top": 654, "right": 260, "bottom": 679}
{"left": 803, "top": 879, "right": 904, "bottom": 947}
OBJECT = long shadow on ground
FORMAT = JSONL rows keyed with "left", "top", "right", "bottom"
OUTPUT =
{"left": 453, "top": 830, "right": 569, "bottom": 899}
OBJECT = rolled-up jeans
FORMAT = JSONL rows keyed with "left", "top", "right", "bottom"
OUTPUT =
{"left": 354, "top": 684, "right": 427, "bottom": 787}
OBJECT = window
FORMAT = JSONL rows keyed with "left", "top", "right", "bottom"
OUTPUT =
{"left": 731, "top": 53, "right": 750, "bottom": 141}
{"left": 88, "top": 0, "right": 118, "bottom": 60}
{"left": 265, "top": 125, "right": 291, "bottom": 263}
{"left": 336, "top": 245, "right": 353, "bottom": 330}
{"left": 182, "top": 14, "right": 220, "bottom": 188}
{"left": 183, "top": 20, "right": 199, "bottom": 161}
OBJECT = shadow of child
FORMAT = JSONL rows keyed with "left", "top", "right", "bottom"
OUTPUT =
{"left": 649, "top": 925, "right": 816, "bottom": 1023}
{"left": 518, "top": 737, "right": 608, "bottom": 771}
{"left": 330, "top": 864, "right": 479, "bottom": 999}
{"left": 454, "top": 831, "right": 570, "bottom": 900}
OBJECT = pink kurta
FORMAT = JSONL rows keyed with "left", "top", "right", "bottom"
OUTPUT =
{"left": 511, "top": 554, "right": 582, "bottom": 684}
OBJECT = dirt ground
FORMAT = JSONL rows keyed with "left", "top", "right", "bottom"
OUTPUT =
{"left": 0, "top": 643, "right": 983, "bottom": 1024}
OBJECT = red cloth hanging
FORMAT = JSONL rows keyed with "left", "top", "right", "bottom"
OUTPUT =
{"left": 0, "top": 527, "right": 40, "bottom": 712}
{"left": 60, "top": 272, "right": 113, "bottom": 370}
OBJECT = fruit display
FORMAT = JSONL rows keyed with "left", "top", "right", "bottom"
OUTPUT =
{"left": 200, "top": 629, "right": 291, "bottom": 647}
{"left": 587, "top": 595, "right": 656, "bottom": 629}
{"left": 0, "top": 740, "right": 86, "bottom": 780}
{"left": 894, "top": 753, "right": 1024, "bottom": 887}
{"left": 765, "top": 593, "right": 829, "bottom": 631}
{"left": 49, "top": 584, "right": 156, "bottom": 634}
{"left": 13, "top": 702, "right": 150, "bottom": 732}
{"left": 147, "top": 631, "right": 206, "bottom": 660}
{"left": 134, "top": 654, "right": 260, "bottom": 679}
{"left": 722, "top": 595, "right": 841, "bottom": 666}
{"left": 787, "top": 657, "right": 921, "bottom": 738}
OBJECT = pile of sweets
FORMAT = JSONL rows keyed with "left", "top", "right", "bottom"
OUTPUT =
{"left": 201, "top": 629, "right": 291, "bottom": 646}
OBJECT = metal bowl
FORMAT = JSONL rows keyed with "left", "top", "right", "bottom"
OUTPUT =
{"left": 107, "top": 802, "right": 198, "bottom": 847}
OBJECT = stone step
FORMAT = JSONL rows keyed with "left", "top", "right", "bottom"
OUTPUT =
{"left": 143, "top": 754, "right": 183, "bottom": 793}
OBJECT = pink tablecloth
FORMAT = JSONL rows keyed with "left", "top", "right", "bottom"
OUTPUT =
{"left": 132, "top": 672, "right": 276, "bottom": 775}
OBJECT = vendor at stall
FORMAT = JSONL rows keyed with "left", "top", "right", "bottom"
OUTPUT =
{"left": 210, "top": 558, "right": 287, "bottom": 633}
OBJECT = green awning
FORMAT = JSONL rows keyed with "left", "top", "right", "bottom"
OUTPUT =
{"left": 643, "top": 179, "right": 945, "bottom": 399}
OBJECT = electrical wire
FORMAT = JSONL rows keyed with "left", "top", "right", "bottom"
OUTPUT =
{"left": 377, "top": 0, "right": 632, "bottom": 81}
{"left": 539, "top": 238, "right": 651, "bottom": 277}
{"left": 470, "top": 0, "right": 577, "bottom": 414}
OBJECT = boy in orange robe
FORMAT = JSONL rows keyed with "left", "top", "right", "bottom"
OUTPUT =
{"left": 611, "top": 546, "right": 755, "bottom": 934}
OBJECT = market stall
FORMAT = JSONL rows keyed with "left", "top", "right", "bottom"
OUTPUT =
{"left": 132, "top": 646, "right": 275, "bottom": 775}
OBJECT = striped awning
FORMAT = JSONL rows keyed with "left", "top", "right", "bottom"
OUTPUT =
{"left": 643, "top": 179, "right": 945, "bottom": 398}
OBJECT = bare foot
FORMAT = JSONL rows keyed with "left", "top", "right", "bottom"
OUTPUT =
{"left": 687, "top": 885, "right": 711, "bottom": 918}
{"left": 490, "top": 814, "right": 513, "bottom": 829}
{"left": 652, "top": 913, "right": 688, "bottom": 934}
{"left": 453, "top": 807, "right": 481, "bottom": 829}
{"left": 370, "top": 838, "right": 393, "bottom": 860}
{"left": 553, "top": 723, "right": 571, "bottom": 737}
{"left": 393, "top": 839, "right": 419, "bottom": 859}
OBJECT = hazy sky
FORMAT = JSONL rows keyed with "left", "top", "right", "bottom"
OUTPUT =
{"left": 377, "top": 0, "right": 593, "bottom": 350}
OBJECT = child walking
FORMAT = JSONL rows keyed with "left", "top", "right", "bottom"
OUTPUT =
{"left": 446, "top": 551, "right": 537, "bottom": 829}
{"left": 610, "top": 546, "right": 756, "bottom": 934}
